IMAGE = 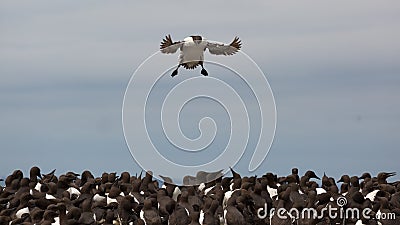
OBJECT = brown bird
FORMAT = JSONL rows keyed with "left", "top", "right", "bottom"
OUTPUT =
{"left": 160, "top": 35, "right": 241, "bottom": 77}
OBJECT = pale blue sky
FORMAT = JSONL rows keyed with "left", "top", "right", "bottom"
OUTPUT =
{"left": 1, "top": 1, "right": 399, "bottom": 182}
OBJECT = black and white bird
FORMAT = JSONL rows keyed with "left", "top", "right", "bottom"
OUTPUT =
{"left": 160, "top": 35, "right": 242, "bottom": 77}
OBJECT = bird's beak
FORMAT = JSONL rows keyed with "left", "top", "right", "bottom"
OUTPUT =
{"left": 386, "top": 172, "right": 396, "bottom": 178}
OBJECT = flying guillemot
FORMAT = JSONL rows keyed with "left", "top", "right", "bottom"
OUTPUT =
{"left": 160, "top": 35, "right": 242, "bottom": 77}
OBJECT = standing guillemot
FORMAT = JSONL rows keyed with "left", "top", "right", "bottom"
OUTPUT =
{"left": 160, "top": 35, "right": 242, "bottom": 77}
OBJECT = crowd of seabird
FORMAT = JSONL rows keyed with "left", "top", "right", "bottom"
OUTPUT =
{"left": 0, "top": 167, "right": 399, "bottom": 225}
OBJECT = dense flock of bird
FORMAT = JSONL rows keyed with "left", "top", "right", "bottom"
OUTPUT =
{"left": 0, "top": 167, "right": 399, "bottom": 225}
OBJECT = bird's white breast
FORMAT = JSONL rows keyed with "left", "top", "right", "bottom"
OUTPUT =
{"left": 365, "top": 190, "right": 379, "bottom": 201}
{"left": 16, "top": 207, "right": 29, "bottom": 219}
{"left": 180, "top": 38, "right": 207, "bottom": 64}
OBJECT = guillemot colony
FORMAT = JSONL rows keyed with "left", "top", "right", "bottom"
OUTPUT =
{"left": 0, "top": 167, "right": 398, "bottom": 224}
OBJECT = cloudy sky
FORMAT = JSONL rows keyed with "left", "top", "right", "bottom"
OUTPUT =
{"left": 1, "top": 1, "right": 399, "bottom": 182}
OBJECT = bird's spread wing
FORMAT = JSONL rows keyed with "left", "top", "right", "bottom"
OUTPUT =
{"left": 206, "top": 37, "right": 242, "bottom": 56}
{"left": 160, "top": 35, "right": 182, "bottom": 54}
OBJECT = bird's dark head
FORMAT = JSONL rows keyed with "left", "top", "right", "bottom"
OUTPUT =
{"left": 191, "top": 35, "right": 202, "bottom": 44}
